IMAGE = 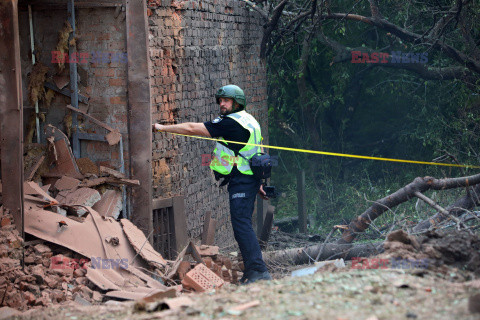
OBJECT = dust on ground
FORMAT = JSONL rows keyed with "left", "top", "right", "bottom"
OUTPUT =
{"left": 7, "top": 229, "right": 480, "bottom": 320}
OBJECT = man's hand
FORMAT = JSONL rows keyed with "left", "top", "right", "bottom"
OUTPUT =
{"left": 152, "top": 123, "right": 163, "bottom": 132}
{"left": 258, "top": 184, "right": 269, "bottom": 200}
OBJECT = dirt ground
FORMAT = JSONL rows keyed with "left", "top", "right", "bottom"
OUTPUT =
{"left": 8, "top": 266, "right": 480, "bottom": 320}
{"left": 5, "top": 229, "right": 480, "bottom": 320}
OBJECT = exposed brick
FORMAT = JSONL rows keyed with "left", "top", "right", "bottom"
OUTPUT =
{"left": 110, "top": 96, "right": 126, "bottom": 105}
{"left": 109, "top": 78, "right": 124, "bottom": 86}
{"left": 149, "top": 0, "right": 268, "bottom": 247}
{"left": 94, "top": 69, "right": 115, "bottom": 77}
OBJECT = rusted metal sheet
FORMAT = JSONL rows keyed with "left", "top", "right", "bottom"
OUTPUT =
{"left": 125, "top": 0, "right": 153, "bottom": 240}
{"left": 92, "top": 189, "right": 122, "bottom": 219}
{"left": 120, "top": 218, "right": 167, "bottom": 268}
{"left": 0, "top": 0, "right": 24, "bottom": 234}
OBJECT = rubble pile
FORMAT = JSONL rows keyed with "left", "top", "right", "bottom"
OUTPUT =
{"left": 0, "top": 125, "right": 247, "bottom": 313}
{"left": 167, "top": 244, "right": 244, "bottom": 291}
{"left": 376, "top": 229, "right": 480, "bottom": 275}
{"left": 0, "top": 211, "right": 106, "bottom": 311}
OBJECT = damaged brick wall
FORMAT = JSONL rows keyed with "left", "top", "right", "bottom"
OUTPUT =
{"left": 18, "top": 6, "right": 128, "bottom": 171}
{"left": 148, "top": 0, "right": 268, "bottom": 245}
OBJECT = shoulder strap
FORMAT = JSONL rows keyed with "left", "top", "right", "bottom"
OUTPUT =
{"left": 218, "top": 140, "right": 248, "bottom": 160}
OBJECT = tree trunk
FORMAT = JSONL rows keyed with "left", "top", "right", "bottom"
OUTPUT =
{"left": 338, "top": 173, "right": 480, "bottom": 244}
{"left": 263, "top": 241, "right": 383, "bottom": 266}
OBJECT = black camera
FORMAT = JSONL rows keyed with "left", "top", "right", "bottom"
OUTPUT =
{"left": 263, "top": 186, "right": 278, "bottom": 198}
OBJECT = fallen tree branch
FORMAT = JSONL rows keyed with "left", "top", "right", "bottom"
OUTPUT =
{"left": 264, "top": 241, "right": 383, "bottom": 266}
{"left": 338, "top": 173, "right": 480, "bottom": 244}
{"left": 414, "top": 191, "right": 472, "bottom": 234}
{"left": 413, "top": 183, "right": 480, "bottom": 233}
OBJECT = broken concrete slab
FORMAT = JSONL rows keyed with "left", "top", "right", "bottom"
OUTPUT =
{"left": 54, "top": 176, "right": 80, "bottom": 191}
{"left": 120, "top": 219, "right": 167, "bottom": 268}
{"left": 79, "top": 177, "right": 140, "bottom": 188}
{"left": 73, "top": 293, "right": 92, "bottom": 306}
{"left": 55, "top": 187, "right": 101, "bottom": 216}
{"left": 40, "top": 184, "right": 51, "bottom": 193}
{"left": 142, "top": 288, "right": 177, "bottom": 302}
{"left": 99, "top": 166, "right": 125, "bottom": 179}
{"left": 24, "top": 206, "right": 146, "bottom": 270}
{"left": 105, "top": 287, "right": 176, "bottom": 301}
{"left": 86, "top": 265, "right": 167, "bottom": 295}
{"left": 45, "top": 125, "right": 82, "bottom": 179}
{"left": 92, "top": 190, "right": 122, "bottom": 219}
{"left": 85, "top": 267, "right": 121, "bottom": 291}
{"left": 24, "top": 181, "right": 58, "bottom": 205}
{"left": 196, "top": 245, "right": 219, "bottom": 257}
{"left": 105, "top": 129, "right": 122, "bottom": 146}
{"left": 52, "top": 140, "right": 83, "bottom": 178}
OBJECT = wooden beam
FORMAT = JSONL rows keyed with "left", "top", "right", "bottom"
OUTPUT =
{"left": 0, "top": 0, "right": 24, "bottom": 234}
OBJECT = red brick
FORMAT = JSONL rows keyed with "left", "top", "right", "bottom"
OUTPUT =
{"left": 1, "top": 217, "right": 11, "bottom": 227}
{"left": 95, "top": 69, "right": 115, "bottom": 77}
{"left": 111, "top": 150, "right": 119, "bottom": 160}
{"left": 109, "top": 78, "right": 124, "bottom": 86}
{"left": 110, "top": 96, "right": 126, "bottom": 105}
{"left": 96, "top": 33, "right": 111, "bottom": 41}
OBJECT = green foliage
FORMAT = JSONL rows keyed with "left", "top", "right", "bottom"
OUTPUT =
{"left": 266, "top": 0, "right": 480, "bottom": 236}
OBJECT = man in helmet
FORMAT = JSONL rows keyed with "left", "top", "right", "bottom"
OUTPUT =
{"left": 153, "top": 85, "right": 272, "bottom": 284}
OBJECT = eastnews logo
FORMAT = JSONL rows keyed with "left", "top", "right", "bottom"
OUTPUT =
{"left": 51, "top": 256, "right": 128, "bottom": 269}
{"left": 351, "top": 51, "right": 428, "bottom": 64}
{"left": 51, "top": 51, "right": 127, "bottom": 64}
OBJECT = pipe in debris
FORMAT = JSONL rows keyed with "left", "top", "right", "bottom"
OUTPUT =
{"left": 68, "top": 0, "right": 80, "bottom": 158}
{"left": 28, "top": 5, "right": 41, "bottom": 143}
{"left": 119, "top": 136, "right": 128, "bottom": 219}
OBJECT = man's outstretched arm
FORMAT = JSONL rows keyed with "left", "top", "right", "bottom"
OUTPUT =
{"left": 153, "top": 122, "right": 211, "bottom": 137}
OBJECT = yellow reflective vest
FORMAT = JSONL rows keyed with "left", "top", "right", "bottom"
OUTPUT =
{"left": 210, "top": 110, "right": 262, "bottom": 176}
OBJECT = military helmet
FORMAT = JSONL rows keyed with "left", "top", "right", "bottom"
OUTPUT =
{"left": 215, "top": 85, "right": 246, "bottom": 107}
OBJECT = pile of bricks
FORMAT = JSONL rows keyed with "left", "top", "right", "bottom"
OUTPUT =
{"left": 174, "top": 245, "right": 244, "bottom": 292}
{"left": 0, "top": 211, "right": 103, "bottom": 312}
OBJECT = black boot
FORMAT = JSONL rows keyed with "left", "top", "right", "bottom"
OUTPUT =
{"left": 245, "top": 270, "right": 272, "bottom": 284}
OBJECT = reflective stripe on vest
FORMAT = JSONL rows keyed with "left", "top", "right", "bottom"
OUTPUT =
{"left": 210, "top": 110, "right": 262, "bottom": 176}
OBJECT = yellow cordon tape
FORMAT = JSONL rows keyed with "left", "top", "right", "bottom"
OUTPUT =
{"left": 160, "top": 132, "right": 480, "bottom": 169}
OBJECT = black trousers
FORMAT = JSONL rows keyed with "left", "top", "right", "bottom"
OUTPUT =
{"left": 227, "top": 174, "right": 268, "bottom": 274}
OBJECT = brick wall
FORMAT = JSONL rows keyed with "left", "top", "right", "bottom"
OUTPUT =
{"left": 18, "top": 7, "right": 127, "bottom": 170}
{"left": 148, "top": 0, "right": 268, "bottom": 245}
{"left": 17, "top": 2, "right": 267, "bottom": 247}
